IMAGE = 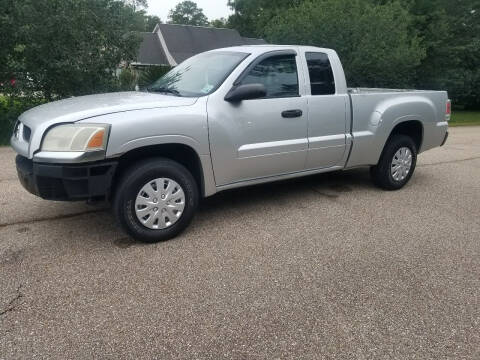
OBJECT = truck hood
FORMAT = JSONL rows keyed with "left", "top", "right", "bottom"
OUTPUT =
{"left": 19, "top": 91, "right": 198, "bottom": 128}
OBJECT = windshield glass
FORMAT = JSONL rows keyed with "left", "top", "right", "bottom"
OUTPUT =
{"left": 148, "top": 51, "right": 249, "bottom": 97}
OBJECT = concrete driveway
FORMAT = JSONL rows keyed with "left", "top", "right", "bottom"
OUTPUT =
{"left": 1, "top": 127, "right": 479, "bottom": 359}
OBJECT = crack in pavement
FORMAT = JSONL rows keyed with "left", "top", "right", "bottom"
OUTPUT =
{"left": 0, "top": 209, "right": 107, "bottom": 229}
{"left": 310, "top": 187, "right": 339, "bottom": 200}
{"left": 0, "top": 285, "right": 23, "bottom": 316}
{"left": 418, "top": 156, "right": 480, "bottom": 167}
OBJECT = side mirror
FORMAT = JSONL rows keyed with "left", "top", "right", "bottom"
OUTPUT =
{"left": 224, "top": 83, "right": 267, "bottom": 102}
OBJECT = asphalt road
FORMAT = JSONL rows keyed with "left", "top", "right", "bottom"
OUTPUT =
{"left": 1, "top": 127, "right": 479, "bottom": 359}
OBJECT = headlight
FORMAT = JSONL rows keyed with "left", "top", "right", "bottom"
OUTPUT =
{"left": 41, "top": 124, "right": 110, "bottom": 152}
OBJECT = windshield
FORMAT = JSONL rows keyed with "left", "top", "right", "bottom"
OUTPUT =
{"left": 148, "top": 51, "right": 250, "bottom": 97}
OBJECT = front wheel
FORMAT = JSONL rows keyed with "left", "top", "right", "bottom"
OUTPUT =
{"left": 370, "top": 135, "right": 417, "bottom": 190}
{"left": 114, "top": 158, "right": 199, "bottom": 243}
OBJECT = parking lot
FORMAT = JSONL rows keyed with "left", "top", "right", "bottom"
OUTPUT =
{"left": 1, "top": 126, "right": 479, "bottom": 359}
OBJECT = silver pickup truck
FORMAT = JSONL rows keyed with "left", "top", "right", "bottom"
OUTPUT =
{"left": 11, "top": 45, "right": 450, "bottom": 242}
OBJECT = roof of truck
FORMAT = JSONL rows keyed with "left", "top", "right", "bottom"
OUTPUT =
{"left": 210, "top": 45, "right": 336, "bottom": 56}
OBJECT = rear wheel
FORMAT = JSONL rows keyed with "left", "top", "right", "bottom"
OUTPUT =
{"left": 370, "top": 135, "right": 417, "bottom": 190}
{"left": 114, "top": 158, "right": 199, "bottom": 243}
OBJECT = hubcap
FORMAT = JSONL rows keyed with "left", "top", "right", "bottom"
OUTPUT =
{"left": 391, "top": 147, "right": 412, "bottom": 182}
{"left": 134, "top": 178, "right": 185, "bottom": 230}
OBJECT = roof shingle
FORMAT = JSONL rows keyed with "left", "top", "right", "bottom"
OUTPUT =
{"left": 135, "top": 32, "right": 169, "bottom": 66}
{"left": 135, "top": 24, "right": 267, "bottom": 66}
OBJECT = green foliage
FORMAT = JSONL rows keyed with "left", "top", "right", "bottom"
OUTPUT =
{"left": 411, "top": 0, "right": 480, "bottom": 109}
{"left": 0, "top": 0, "right": 150, "bottom": 137}
{"left": 227, "top": 0, "right": 302, "bottom": 37}
{"left": 119, "top": 67, "right": 138, "bottom": 91}
{"left": 168, "top": 1, "right": 209, "bottom": 26}
{"left": 0, "top": 96, "right": 46, "bottom": 145}
{"left": 1, "top": 0, "right": 144, "bottom": 100}
{"left": 0, "top": 0, "right": 22, "bottom": 84}
{"left": 118, "top": 65, "right": 173, "bottom": 92}
{"left": 123, "top": 0, "right": 148, "bottom": 10}
{"left": 144, "top": 14, "right": 161, "bottom": 31}
{"left": 210, "top": 18, "right": 228, "bottom": 28}
{"left": 137, "top": 66, "right": 172, "bottom": 89}
{"left": 265, "top": 0, "right": 425, "bottom": 87}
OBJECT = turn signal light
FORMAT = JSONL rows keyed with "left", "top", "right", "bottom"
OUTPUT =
{"left": 87, "top": 129, "right": 105, "bottom": 149}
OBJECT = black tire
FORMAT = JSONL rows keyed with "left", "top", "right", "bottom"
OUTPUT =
{"left": 370, "top": 135, "right": 417, "bottom": 190}
{"left": 114, "top": 158, "right": 199, "bottom": 243}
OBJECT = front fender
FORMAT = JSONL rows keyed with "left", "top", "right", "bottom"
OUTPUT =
{"left": 78, "top": 98, "right": 217, "bottom": 196}
{"left": 78, "top": 98, "right": 210, "bottom": 158}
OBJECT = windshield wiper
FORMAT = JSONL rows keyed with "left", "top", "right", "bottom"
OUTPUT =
{"left": 148, "top": 87, "right": 181, "bottom": 96}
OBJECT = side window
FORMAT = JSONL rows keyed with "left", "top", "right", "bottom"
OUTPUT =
{"left": 240, "top": 54, "right": 299, "bottom": 98}
{"left": 306, "top": 52, "right": 335, "bottom": 95}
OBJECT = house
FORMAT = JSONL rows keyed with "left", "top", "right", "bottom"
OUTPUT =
{"left": 133, "top": 23, "right": 267, "bottom": 67}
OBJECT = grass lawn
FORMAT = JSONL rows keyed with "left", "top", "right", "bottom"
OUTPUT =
{"left": 450, "top": 111, "right": 480, "bottom": 127}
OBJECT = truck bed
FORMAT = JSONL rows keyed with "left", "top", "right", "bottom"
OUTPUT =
{"left": 345, "top": 88, "right": 449, "bottom": 168}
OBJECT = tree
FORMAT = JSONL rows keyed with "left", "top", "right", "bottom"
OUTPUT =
{"left": 144, "top": 14, "right": 161, "bottom": 31}
{"left": 408, "top": 0, "right": 480, "bottom": 108}
{"left": 227, "top": 0, "right": 304, "bottom": 37}
{"left": 168, "top": 1, "right": 209, "bottom": 26}
{"left": 265, "top": 0, "right": 425, "bottom": 88}
{"left": 123, "top": 0, "right": 148, "bottom": 11}
{"left": 0, "top": 0, "right": 21, "bottom": 85}
{"left": 2, "top": 0, "right": 144, "bottom": 100}
{"left": 210, "top": 18, "right": 228, "bottom": 28}
{"left": 372, "top": 0, "right": 480, "bottom": 108}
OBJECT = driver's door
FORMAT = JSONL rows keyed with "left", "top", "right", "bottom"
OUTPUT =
{"left": 207, "top": 51, "right": 308, "bottom": 186}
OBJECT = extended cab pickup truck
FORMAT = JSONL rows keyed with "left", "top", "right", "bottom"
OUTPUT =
{"left": 11, "top": 45, "right": 450, "bottom": 242}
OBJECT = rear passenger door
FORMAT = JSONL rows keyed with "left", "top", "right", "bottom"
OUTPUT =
{"left": 303, "top": 52, "right": 348, "bottom": 169}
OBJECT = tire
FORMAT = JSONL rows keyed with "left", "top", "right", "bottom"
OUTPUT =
{"left": 114, "top": 158, "right": 199, "bottom": 243}
{"left": 370, "top": 135, "right": 417, "bottom": 190}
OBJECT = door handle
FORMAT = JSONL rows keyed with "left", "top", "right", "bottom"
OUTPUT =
{"left": 281, "top": 109, "right": 303, "bottom": 118}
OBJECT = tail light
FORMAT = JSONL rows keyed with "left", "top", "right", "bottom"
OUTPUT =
{"left": 445, "top": 99, "right": 451, "bottom": 121}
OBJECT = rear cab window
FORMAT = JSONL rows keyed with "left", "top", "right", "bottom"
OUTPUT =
{"left": 305, "top": 52, "right": 335, "bottom": 95}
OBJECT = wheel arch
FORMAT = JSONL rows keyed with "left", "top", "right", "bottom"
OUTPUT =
{"left": 111, "top": 143, "right": 214, "bottom": 199}
{"left": 386, "top": 119, "right": 424, "bottom": 152}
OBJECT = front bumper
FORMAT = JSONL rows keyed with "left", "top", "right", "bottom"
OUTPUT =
{"left": 16, "top": 155, "right": 118, "bottom": 201}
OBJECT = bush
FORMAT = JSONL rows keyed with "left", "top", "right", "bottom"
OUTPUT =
{"left": 2, "top": 0, "right": 144, "bottom": 101}
{"left": 137, "top": 65, "right": 171, "bottom": 89}
{"left": 116, "top": 65, "right": 172, "bottom": 92}
{"left": 118, "top": 67, "right": 138, "bottom": 91}
{"left": 0, "top": 96, "right": 45, "bottom": 145}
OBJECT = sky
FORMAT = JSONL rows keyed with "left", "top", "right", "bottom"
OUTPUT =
{"left": 147, "top": 0, "right": 232, "bottom": 22}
